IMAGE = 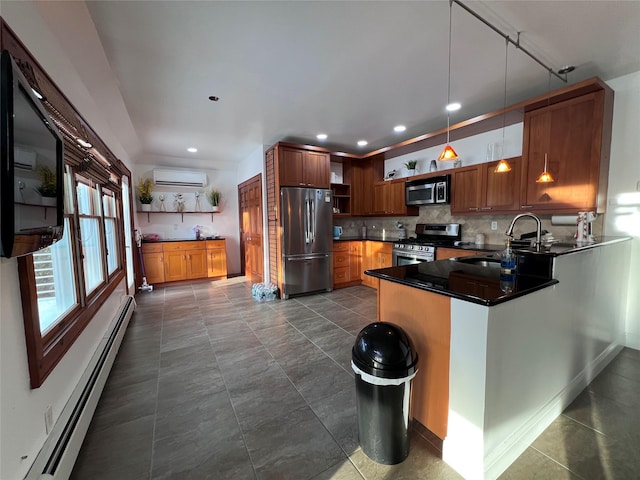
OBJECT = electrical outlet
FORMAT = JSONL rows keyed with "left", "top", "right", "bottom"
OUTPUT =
{"left": 491, "top": 221, "right": 498, "bottom": 231}
{"left": 44, "top": 405, "right": 53, "bottom": 434}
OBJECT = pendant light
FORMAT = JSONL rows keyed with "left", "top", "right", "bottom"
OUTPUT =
{"left": 438, "top": 0, "right": 458, "bottom": 162}
{"left": 494, "top": 37, "right": 511, "bottom": 173}
{"left": 536, "top": 153, "right": 555, "bottom": 183}
{"left": 535, "top": 72, "right": 555, "bottom": 183}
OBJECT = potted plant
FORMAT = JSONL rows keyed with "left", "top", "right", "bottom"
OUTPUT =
{"left": 404, "top": 160, "right": 418, "bottom": 176}
{"left": 137, "top": 177, "right": 153, "bottom": 211}
{"left": 206, "top": 188, "right": 222, "bottom": 212}
{"left": 36, "top": 165, "right": 57, "bottom": 206}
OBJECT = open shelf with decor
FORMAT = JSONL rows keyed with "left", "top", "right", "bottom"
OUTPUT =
{"left": 331, "top": 183, "right": 351, "bottom": 216}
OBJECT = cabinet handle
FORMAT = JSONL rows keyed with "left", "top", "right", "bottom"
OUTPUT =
{"left": 468, "top": 207, "right": 479, "bottom": 211}
{"left": 481, "top": 207, "right": 492, "bottom": 211}
{"left": 521, "top": 205, "right": 533, "bottom": 209}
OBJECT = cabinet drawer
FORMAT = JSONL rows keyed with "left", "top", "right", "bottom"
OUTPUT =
{"left": 206, "top": 239, "right": 225, "bottom": 249}
{"left": 334, "top": 252, "right": 349, "bottom": 268}
{"left": 141, "top": 243, "right": 163, "bottom": 253}
{"left": 333, "top": 241, "right": 349, "bottom": 252}
{"left": 333, "top": 266, "right": 349, "bottom": 284}
{"left": 163, "top": 241, "right": 205, "bottom": 252}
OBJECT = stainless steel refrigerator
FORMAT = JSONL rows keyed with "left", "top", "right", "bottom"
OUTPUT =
{"left": 280, "top": 187, "right": 333, "bottom": 299}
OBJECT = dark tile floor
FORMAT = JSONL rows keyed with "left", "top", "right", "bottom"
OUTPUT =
{"left": 71, "top": 279, "right": 640, "bottom": 480}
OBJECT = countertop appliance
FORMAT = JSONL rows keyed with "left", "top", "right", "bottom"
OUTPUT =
{"left": 281, "top": 187, "right": 333, "bottom": 299}
{"left": 392, "top": 223, "right": 461, "bottom": 266}
{"left": 405, "top": 175, "right": 450, "bottom": 206}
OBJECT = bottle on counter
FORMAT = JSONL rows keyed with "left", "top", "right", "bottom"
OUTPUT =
{"left": 500, "top": 237, "right": 517, "bottom": 293}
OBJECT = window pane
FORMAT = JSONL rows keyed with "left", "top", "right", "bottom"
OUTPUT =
{"left": 64, "top": 166, "right": 75, "bottom": 215}
{"left": 104, "top": 218, "right": 118, "bottom": 275}
{"left": 36, "top": 218, "right": 78, "bottom": 333}
{"left": 80, "top": 217, "right": 104, "bottom": 294}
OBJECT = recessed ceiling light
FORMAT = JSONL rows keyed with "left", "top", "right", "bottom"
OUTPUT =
{"left": 208, "top": 96, "right": 219, "bottom": 102}
{"left": 394, "top": 125, "right": 406, "bottom": 133}
{"left": 557, "top": 65, "right": 575, "bottom": 75}
{"left": 32, "top": 88, "right": 44, "bottom": 100}
{"left": 187, "top": 147, "right": 198, "bottom": 153}
{"left": 357, "top": 140, "right": 368, "bottom": 147}
{"left": 446, "top": 102, "right": 461, "bottom": 112}
{"left": 317, "top": 133, "right": 328, "bottom": 140}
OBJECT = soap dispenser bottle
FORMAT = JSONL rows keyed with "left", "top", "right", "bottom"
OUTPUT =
{"left": 500, "top": 237, "right": 516, "bottom": 293}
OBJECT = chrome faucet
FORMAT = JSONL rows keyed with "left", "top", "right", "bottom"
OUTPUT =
{"left": 505, "top": 213, "right": 543, "bottom": 250}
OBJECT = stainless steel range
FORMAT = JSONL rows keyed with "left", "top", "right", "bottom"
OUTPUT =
{"left": 392, "top": 223, "right": 461, "bottom": 266}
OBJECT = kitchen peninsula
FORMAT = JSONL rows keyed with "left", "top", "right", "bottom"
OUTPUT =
{"left": 366, "top": 238, "right": 631, "bottom": 479}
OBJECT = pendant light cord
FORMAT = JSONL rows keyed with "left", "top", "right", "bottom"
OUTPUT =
{"left": 501, "top": 36, "right": 509, "bottom": 153}
{"left": 446, "top": 0, "right": 454, "bottom": 144}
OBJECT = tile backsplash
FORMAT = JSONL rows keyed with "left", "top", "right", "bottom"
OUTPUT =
{"left": 334, "top": 205, "right": 603, "bottom": 244}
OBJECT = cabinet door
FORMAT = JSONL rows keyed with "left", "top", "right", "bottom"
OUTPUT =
{"left": 348, "top": 242, "right": 362, "bottom": 282}
{"left": 333, "top": 266, "right": 349, "bottom": 286}
{"left": 521, "top": 92, "right": 603, "bottom": 211}
{"left": 278, "top": 148, "right": 305, "bottom": 187}
{"left": 372, "top": 182, "right": 388, "bottom": 214}
{"left": 304, "top": 151, "right": 330, "bottom": 187}
{"left": 481, "top": 157, "right": 521, "bottom": 212}
{"left": 378, "top": 251, "right": 393, "bottom": 269}
{"left": 143, "top": 253, "right": 165, "bottom": 284}
{"left": 351, "top": 162, "right": 374, "bottom": 215}
{"left": 164, "top": 250, "right": 187, "bottom": 282}
{"left": 388, "top": 181, "right": 407, "bottom": 214}
{"left": 207, "top": 248, "right": 227, "bottom": 277}
{"left": 187, "top": 249, "right": 208, "bottom": 279}
{"left": 450, "top": 166, "right": 482, "bottom": 214}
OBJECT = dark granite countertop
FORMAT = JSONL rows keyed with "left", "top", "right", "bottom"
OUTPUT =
{"left": 366, "top": 259, "right": 557, "bottom": 306}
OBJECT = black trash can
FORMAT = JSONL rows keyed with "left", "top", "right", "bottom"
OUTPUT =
{"left": 351, "top": 322, "right": 418, "bottom": 465}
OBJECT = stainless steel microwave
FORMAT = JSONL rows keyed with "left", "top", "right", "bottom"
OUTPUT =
{"left": 406, "top": 175, "right": 450, "bottom": 205}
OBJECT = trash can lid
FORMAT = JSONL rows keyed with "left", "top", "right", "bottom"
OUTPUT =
{"left": 352, "top": 322, "right": 418, "bottom": 379}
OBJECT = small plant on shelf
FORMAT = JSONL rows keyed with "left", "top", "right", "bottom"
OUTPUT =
{"left": 206, "top": 188, "right": 222, "bottom": 211}
{"left": 137, "top": 177, "right": 153, "bottom": 205}
{"left": 36, "top": 165, "right": 57, "bottom": 197}
{"left": 403, "top": 160, "right": 418, "bottom": 175}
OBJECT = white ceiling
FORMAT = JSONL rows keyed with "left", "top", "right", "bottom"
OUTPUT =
{"left": 33, "top": 1, "right": 640, "bottom": 169}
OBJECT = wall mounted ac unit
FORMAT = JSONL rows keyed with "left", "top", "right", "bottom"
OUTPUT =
{"left": 15, "top": 146, "right": 37, "bottom": 170}
{"left": 153, "top": 168, "right": 207, "bottom": 188}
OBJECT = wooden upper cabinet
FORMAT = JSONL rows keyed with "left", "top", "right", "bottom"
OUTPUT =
{"left": 450, "top": 166, "right": 482, "bottom": 214}
{"left": 351, "top": 161, "right": 374, "bottom": 215}
{"left": 521, "top": 91, "right": 609, "bottom": 213}
{"left": 372, "top": 180, "right": 418, "bottom": 216}
{"left": 481, "top": 157, "right": 522, "bottom": 212}
{"left": 450, "top": 157, "right": 522, "bottom": 215}
{"left": 278, "top": 147, "right": 330, "bottom": 188}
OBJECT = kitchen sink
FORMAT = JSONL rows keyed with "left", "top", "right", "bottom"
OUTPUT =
{"left": 456, "top": 257, "right": 501, "bottom": 268}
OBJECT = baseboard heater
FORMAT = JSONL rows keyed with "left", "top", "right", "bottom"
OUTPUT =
{"left": 25, "top": 295, "right": 136, "bottom": 480}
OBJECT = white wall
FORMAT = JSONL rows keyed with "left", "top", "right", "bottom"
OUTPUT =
{"left": 604, "top": 71, "right": 640, "bottom": 349}
{"left": 0, "top": 4, "right": 135, "bottom": 479}
{"left": 385, "top": 123, "right": 523, "bottom": 178}
{"left": 133, "top": 164, "right": 242, "bottom": 275}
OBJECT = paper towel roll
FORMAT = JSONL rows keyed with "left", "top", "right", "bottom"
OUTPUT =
{"left": 551, "top": 215, "right": 577, "bottom": 226}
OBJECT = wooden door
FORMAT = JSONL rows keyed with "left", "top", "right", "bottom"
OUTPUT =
{"left": 238, "top": 174, "right": 264, "bottom": 283}
{"left": 304, "top": 151, "right": 330, "bottom": 187}
{"left": 450, "top": 166, "right": 482, "bottom": 214}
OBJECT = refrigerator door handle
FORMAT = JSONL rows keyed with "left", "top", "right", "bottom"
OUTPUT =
{"left": 287, "top": 254, "right": 330, "bottom": 261}
{"left": 310, "top": 198, "right": 316, "bottom": 243}
{"left": 305, "top": 198, "right": 311, "bottom": 244}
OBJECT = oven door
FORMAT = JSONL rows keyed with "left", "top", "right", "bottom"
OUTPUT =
{"left": 392, "top": 249, "right": 434, "bottom": 266}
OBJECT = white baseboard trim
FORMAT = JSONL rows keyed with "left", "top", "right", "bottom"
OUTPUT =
{"left": 483, "top": 341, "right": 623, "bottom": 480}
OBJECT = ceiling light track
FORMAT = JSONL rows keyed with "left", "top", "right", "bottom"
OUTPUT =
{"left": 452, "top": 0, "right": 568, "bottom": 83}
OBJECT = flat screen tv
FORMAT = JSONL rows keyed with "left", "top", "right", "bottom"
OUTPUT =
{"left": 1, "top": 50, "right": 64, "bottom": 258}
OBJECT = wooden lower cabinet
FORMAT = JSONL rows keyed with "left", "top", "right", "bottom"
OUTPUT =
{"left": 333, "top": 241, "right": 362, "bottom": 288}
{"left": 435, "top": 248, "right": 483, "bottom": 261}
{"left": 361, "top": 241, "right": 392, "bottom": 289}
{"left": 378, "top": 279, "right": 451, "bottom": 440}
{"left": 206, "top": 240, "right": 228, "bottom": 278}
{"left": 141, "top": 240, "right": 227, "bottom": 285}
